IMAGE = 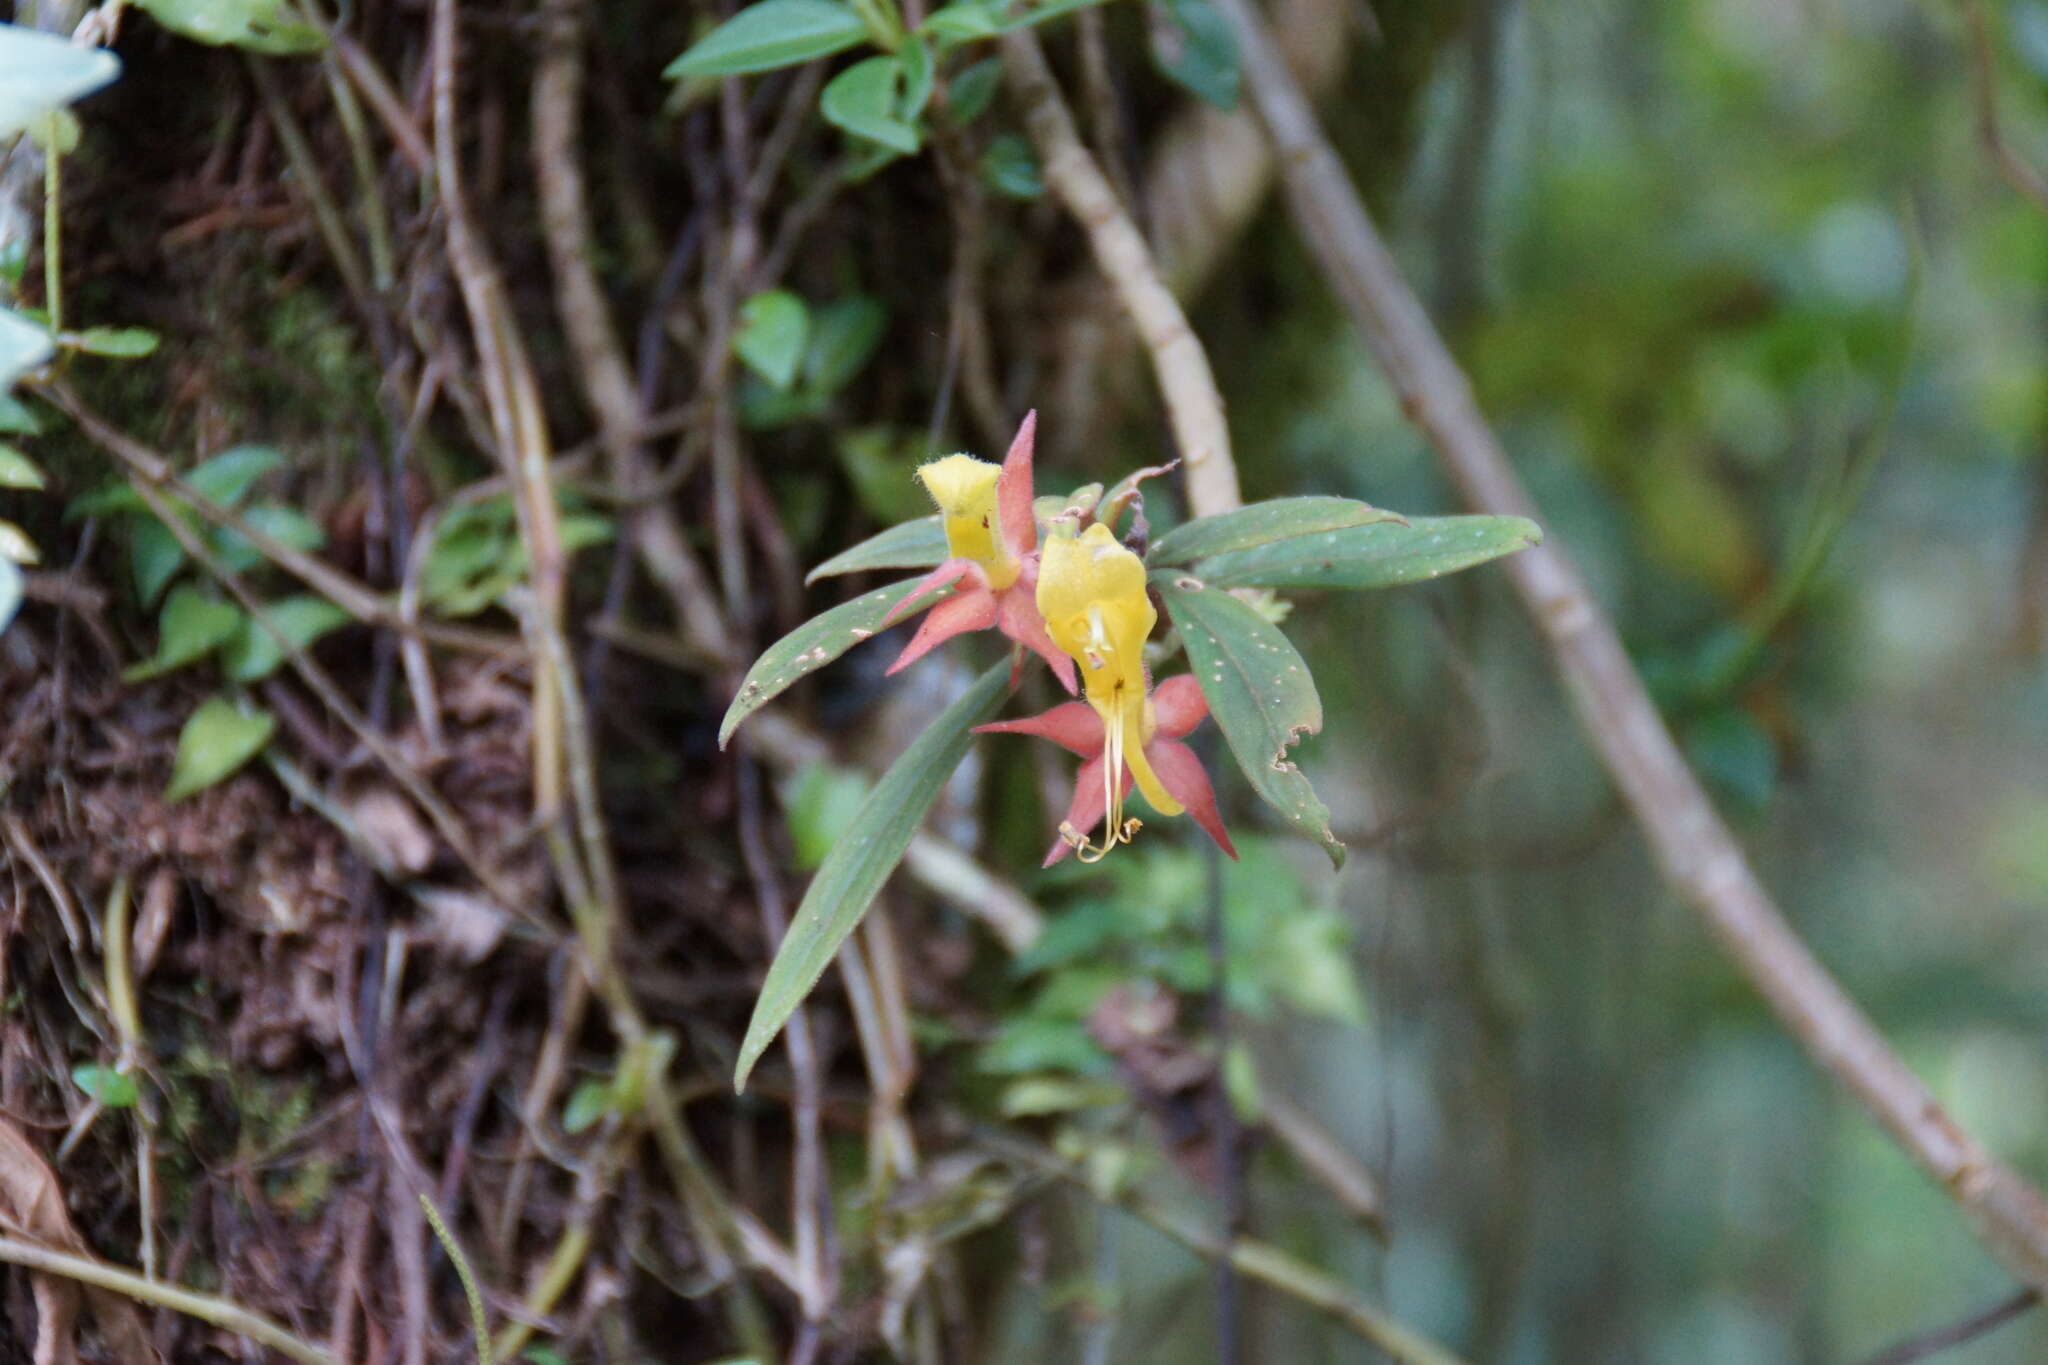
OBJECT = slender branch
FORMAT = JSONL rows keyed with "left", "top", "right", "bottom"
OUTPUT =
{"left": 1854, "top": 1288, "right": 2038, "bottom": 1365}
{"left": 1002, "top": 29, "right": 1241, "bottom": 518}
{"left": 0, "top": 1235, "right": 343, "bottom": 1365}
{"left": 1212, "top": 0, "right": 2048, "bottom": 1292}
{"left": 1962, "top": 0, "right": 2048, "bottom": 216}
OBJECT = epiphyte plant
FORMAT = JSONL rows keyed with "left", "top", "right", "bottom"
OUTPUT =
{"left": 720, "top": 410, "right": 1542, "bottom": 1091}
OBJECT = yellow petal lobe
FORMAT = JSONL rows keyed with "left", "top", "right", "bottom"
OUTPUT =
{"left": 917, "top": 453, "right": 1019, "bottom": 589}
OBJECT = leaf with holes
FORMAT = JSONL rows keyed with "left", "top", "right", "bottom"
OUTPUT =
{"left": 1153, "top": 574, "right": 1342, "bottom": 866}
{"left": 1147, "top": 496, "right": 1404, "bottom": 565}
{"left": 820, "top": 55, "right": 920, "bottom": 155}
{"left": 665, "top": 0, "right": 871, "bottom": 78}
{"left": 135, "top": 0, "right": 325, "bottom": 53}
{"left": 164, "top": 696, "right": 276, "bottom": 802}
{"left": 123, "top": 586, "right": 243, "bottom": 681}
{"left": 804, "top": 516, "right": 948, "bottom": 583}
{"left": 1191, "top": 514, "right": 1540, "bottom": 591}
{"left": 719, "top": 576, "right": 948, "bottom": 747}
{"left": 735, "top": 661, "right": 1011, "bottom": 1092}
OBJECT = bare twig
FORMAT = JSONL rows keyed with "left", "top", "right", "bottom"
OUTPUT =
{"left": 1213, "top": 0, "right": 2048, "bottom": 1292}
{"left": 1962, "top": 0, "right": 2048, "bottom": 216}
{"left": 1003, "top": 29, "right": 1242, "bottom": 517}
{"left": 1854, "top": 1287, "right": 2039, "bottom": 1365}
{"left": 0, "top": 1234, "right": 343, "bottom": 1365}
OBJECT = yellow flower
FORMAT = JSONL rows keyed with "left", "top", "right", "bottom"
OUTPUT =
{"left": 1036, "top": 523, "right": 1181, "bottom": 859}
{"left": 917, "top": 453, "right": 1020, "bottom": 591}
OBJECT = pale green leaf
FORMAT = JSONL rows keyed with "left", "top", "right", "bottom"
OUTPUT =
{"left": 220, "top": 595, "right": 351, "bottom": 682}
{"left": 719, "top": 576, "right": 944, "bottom": 747}
{"left": 562, "top": 1078, "right": 613, "bottom": 1135}
{"left": 123, "top": 586, "right": 242, "bottom": 680}
{"left": 1153, "top": 574, "right": 1343, "bottom": 866}
{"left": 898, "top": 38, "right": 935, "bottom": 122}
{"left": 0, "top": 24, "right": 120, "bottom": 141}
{"left": 67, "top": 325, "right": 159, "bottom": 358}
{"left": 0, "top": 444, "right": 44, "bottom": 489}
{"left": 994, "top": 0, "right": 1113, "bottom": 31}
{"left": 665, "top": 0, "right": 871, "bottom": 78}
{"left": 1149, "top": 0, "right": 1239, "bottom": 110}
{"left": 164, "top": 696, "right": 276, "bottom": 802}
{"left": 0, "top": 307, "right": 52, "bottom": 391}
{"left": 71, "top": 1063, "right": 139, "bottom": 1109}
{"left": 134, "top": 0, "right": 326, "bottom": 53}
{"left": 0, "top": 393, "right": 43, "bottom": 434}
{"left": 0, "top": 519, "right": 34, "bottom": 564}
{"left": 209, "top": 502, "right": 326, "bottom": 573}
{"left": 0, "top": 556, "right": 20, "bottom": 636}
{"left": 1146, "top": 496, "right": 1404, "bottom": 565}
{"left": 820, "top": 55, "right": 920, "bottom": 154}
{"left": 734, "top": 289, "right": 811, "bottom": 391}
{"left": 803, "top": 516, "right": 947, "bottom": 583}
{"left": 1190, "top": 513, "right": 1541, "bottom": 591}
{"left": 130, "top": 517, "right": 187, "bottom": 607}
{"left": 735, "top": 660, "right": 1011, "bottom": 1091}
{"left": 785, "top": 762, "right": 872, "bottom": 870}
{"left": 921, "top": 2, "right": 1000, "bottom": 43}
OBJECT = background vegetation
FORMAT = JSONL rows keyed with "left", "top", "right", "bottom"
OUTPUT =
{"left": 5, "top": 0, "right": 2048, "bottom": 1361}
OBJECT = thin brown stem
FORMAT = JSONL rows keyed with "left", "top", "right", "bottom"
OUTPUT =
{"left": 1213, "top": 0, "right": 2048, "bottom": 1292}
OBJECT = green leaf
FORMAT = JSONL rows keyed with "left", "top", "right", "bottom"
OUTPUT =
{"left": 134, "top": 0, "right": 326, "bottom": 53}
{"left": 130, "top": 517, "right": 187, "bottom": 608}
{"left": 0, "top": 444, "right": 43, "bottom": 490}
{"left": 123, "top": 586, "right": 242, "bottom": 681}
{"left": 164, "top": 696, "right": 276, "bottom": 802}
{"left": 562, "top": 1077, "right": 613, "bottom": 1135}
{"left": 209, "top": 502, "right": 326, "bottom": 573}
{"left": 945, "top": 57, "right": 1002, "bottom": 125}
{"left": 71, "top": 1063, "right": 139, "bottom": 1109}
{"left": 665, "top": 0, "right": 871, "bottom": 78}
{"left": 803, "top": 515, "right": 947, "bottom": 583}
{"left": 719, "top": 576, "right": 943, "bottom": 747}
{"left": 994, "top": 0, "right": 1113, "bottom": 31}
{"left": 734, "top": 289, "right": 811, "bottom": 391}
{"left": 1190, "top": 513, "right": 1541, "bottom": 591}
{"left": 1149, "top": 0, "right": 1239, "bottom": 110}
{"left": 1146, "top": 496, "right": 1404, "bottom": 565}
{"left": 921, "top": 2, "right": 1000, "bottom": 43}
{"left": 802, "top": 295, "right": 889, "bottom": 395}
{"left": 0, "top": 393, "right": 43, "bottom": 435}
{"left": 220, "top": 595, "right": 351, "bottom": 682}
{"left": 1153, "top": 574, "right": 1343, "bottom": 866}
{"left": 982, "top": 133, "right": 1044, "bottom": 199}
{"left": 735, "top": 661, "right": 1011, "bottom": 1091}
{"left": 0, "top": 24, "right": 120, "bottom": 141}
{"left": 820, "top": 55, "right": 921, "bottom": 154}
{"left": 898, "top": 38, "right": 936, "bottom": 123}
{"left": 0, "top": 307, "right": 53, "bottom": 391}
{"left": 67, "top": 325, "right": 160, "bottom": 358}
{"left": 0, "top": 556, "right": 20, "bottom": 637}
{"left": 187, "top": 444, "right": 287, "bottom": 505}
{"left": 0, "top": 519, "right": 35, "bottom": 565}
{"left": 785, "top": 762, "right": 872, "bottom": 870}
{"left": 835, "top": 426, "right": 931, "bottom": 523}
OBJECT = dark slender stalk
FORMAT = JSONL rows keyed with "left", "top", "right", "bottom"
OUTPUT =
{"left": 1854, "top": 1288, "right": 2038, "bottom": 1365}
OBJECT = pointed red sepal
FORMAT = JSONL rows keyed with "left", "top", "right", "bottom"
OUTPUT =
{"left": 997, "top": 576, "right": 1077, "bottom": 694}
{"left": 885, "top": 587, "right": 998, "bottom": 675}
{"left": 1145, "top": 737, "right": 1237, "bottom": 860}
{"left": 998, "top": 410, "right": 1038, "bottom": 558}
{"left": 976, "top": 700, "right": 1102, "bottom": 757}
{"left": 1150, "top": 674, "right": 1210, "bottom": 739}
{"left": 885, "top": 558, "right": 981, "bottom": 627}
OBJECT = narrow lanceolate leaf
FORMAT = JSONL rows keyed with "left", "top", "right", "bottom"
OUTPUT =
{"left": 719, "top": 577, "right": 946, "bottom": 747}
{"left": 1153, "top": 574, "right": 1343, "bottom": 867}
{"left": 664, "top": 0, "right": 871, "bottom": 78}
{"left": 1192, "top": 514, "right": 1541, "bottom": 591}
{"left": 1146, "top": 496, "right": 1405, "bottom": 566}
{"left": 164, "top": 696, "right": 276, "bottom": 802}
{"left": 804, "top": 516, "right": 948, "bottom": 583}
{"left": 735, "top": 661, "right": 1011, "bottom": 1091}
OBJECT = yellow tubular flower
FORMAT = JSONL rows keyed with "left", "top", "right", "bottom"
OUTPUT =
{"left": 917, "top": 454, "right": 1020, "bottom": 590}
{"left": 1037, "top": 523, "right": 1182, "bottom": 859}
